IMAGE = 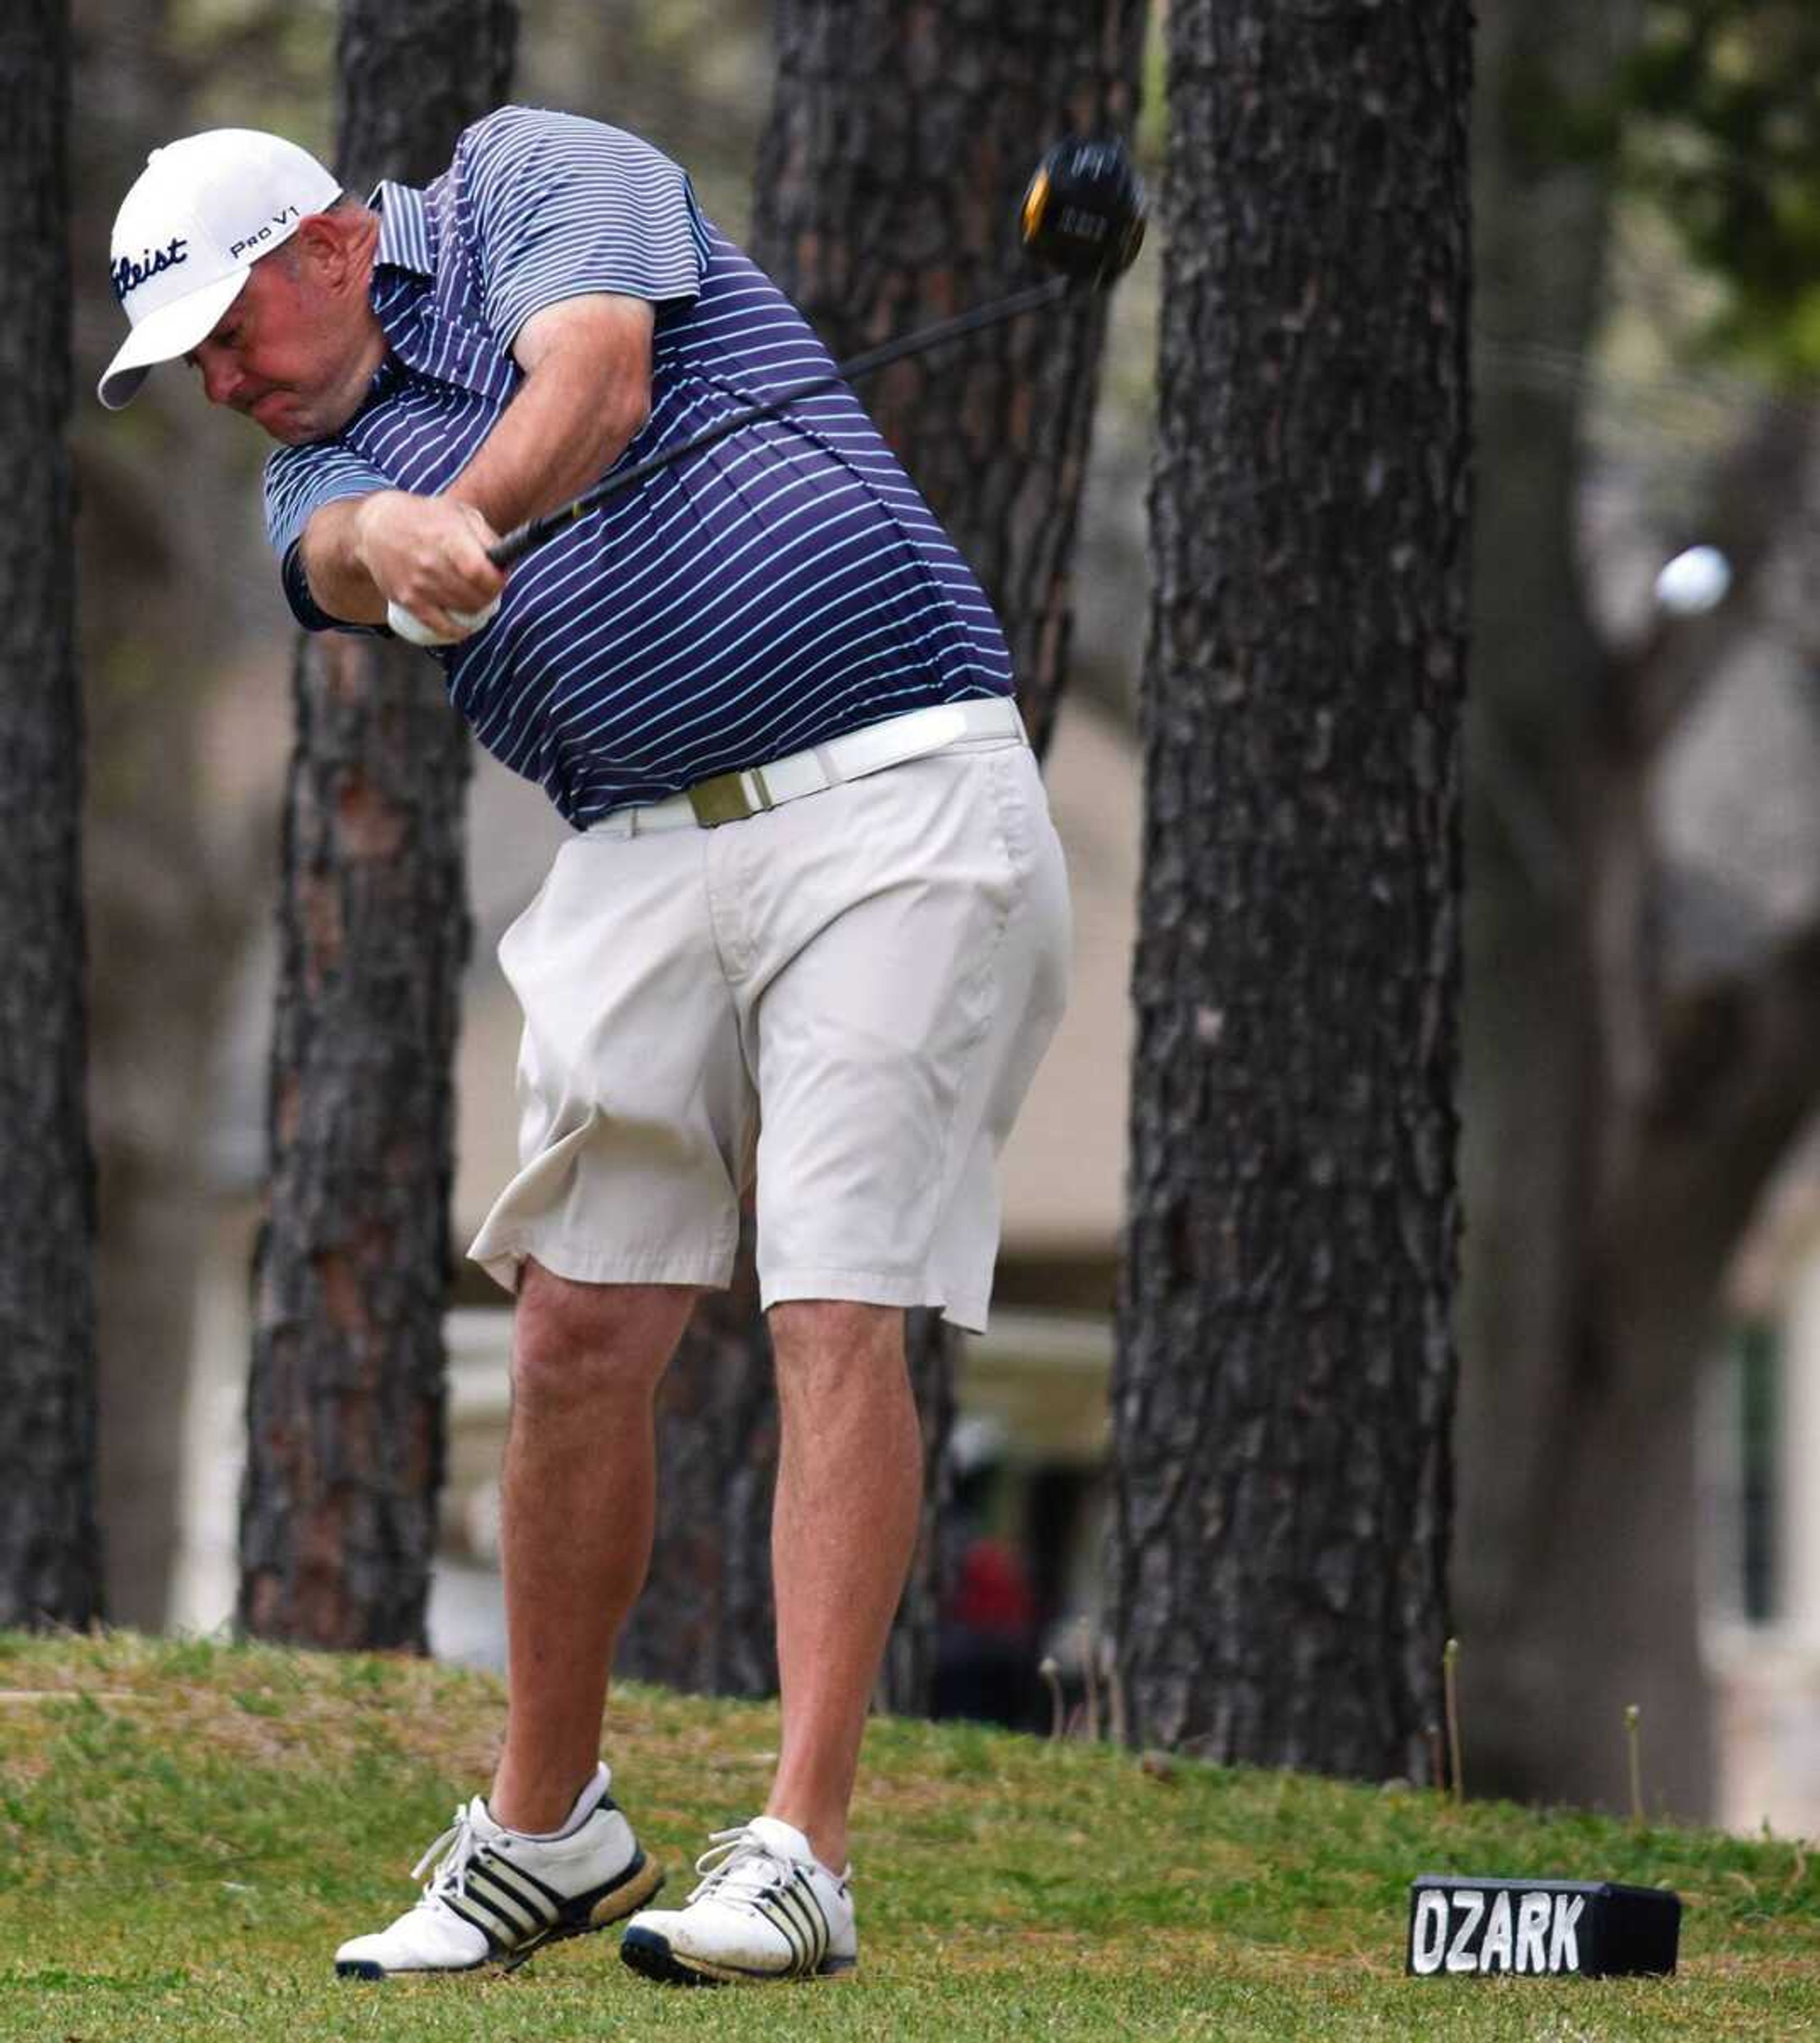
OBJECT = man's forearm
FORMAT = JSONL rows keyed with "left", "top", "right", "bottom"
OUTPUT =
{"left": 447, "top": 344, "right": 649, "bottom": 535}
{"left": 298, "top": 495, "right": 391, "bottom": 624}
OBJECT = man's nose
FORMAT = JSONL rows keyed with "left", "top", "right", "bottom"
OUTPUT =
{"left": 197, "top": 349, "right": 241, "bottom": 408}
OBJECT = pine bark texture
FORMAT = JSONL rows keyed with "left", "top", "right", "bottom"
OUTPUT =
{"left": 0, "top": 0, "right": 101, "bottom": 1628}
{"left": 335, "top": 0, "right": 519, "bottom": 191}
{"left": 237, "top": 0, "right": 515, "bottom": 1648}
{"left": 626, "top": 0, "right": 1145, "bottom": 1710}
{"left": 1111, "top": 0, "right": 1471, "bottom": 1775}
{"left": 751, "top": 0, "right": 1148, "bottom": 754}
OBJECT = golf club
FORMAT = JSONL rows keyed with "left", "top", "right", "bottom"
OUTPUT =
{"left": 484, "top": 134, "right": 1147, "bottom": 571}
{"left": 389, "top": 136, "right": 1145, "bottom": 642}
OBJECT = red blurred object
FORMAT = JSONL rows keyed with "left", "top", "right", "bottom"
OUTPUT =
{"left": 949, "top": 1538, "right": 1036, "bottom": 1635}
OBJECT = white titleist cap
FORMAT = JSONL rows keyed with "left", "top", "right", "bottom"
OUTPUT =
{"left": 99, "top": 128, "right": 341, "bottom": 410}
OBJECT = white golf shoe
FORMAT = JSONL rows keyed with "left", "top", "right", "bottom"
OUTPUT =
{"left": 619, "top": 1816, "right": 856, "bottom": 1985}
{"left": 333, "top": 1764, "right": 663, "bottom": 1979}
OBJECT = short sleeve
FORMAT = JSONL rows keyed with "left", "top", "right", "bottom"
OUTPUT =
{"left": 264, "top": 442, "right": 394, "bottom": 634}
{"left": 264, "top": 440, "right": 393, "bottom": 559}
{"left": 460, "top": 107, "right": 710, "bottom": 349}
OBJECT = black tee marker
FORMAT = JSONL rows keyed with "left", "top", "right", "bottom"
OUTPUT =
{"left": 1406, "top": 1875, "right": 1682, "bottom": 1979}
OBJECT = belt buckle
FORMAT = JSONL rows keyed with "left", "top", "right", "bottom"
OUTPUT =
{"left": 686, "top": 771, "right": 754, "bottom": 827}
{"left": 685, "top": 765, "right": 778, "bottom": 828}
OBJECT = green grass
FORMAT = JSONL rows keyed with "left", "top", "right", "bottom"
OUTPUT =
{"left": 0, "top": 1632, "right": 1812, "bottom": 2039}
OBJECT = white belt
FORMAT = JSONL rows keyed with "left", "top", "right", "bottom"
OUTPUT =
{"left": 622, "top": 696, "right": 1025, "bottom": 833}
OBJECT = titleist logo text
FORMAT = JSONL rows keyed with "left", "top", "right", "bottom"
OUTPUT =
{"left": 112, "top": 237, "right": 188, "bottom": 304}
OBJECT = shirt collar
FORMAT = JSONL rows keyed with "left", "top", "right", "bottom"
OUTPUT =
{"left": 370, "top": 181, "right": 434, "bottom": 276}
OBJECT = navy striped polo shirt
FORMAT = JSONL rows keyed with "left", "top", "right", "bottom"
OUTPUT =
{"left": 264, "top": 106, "right": 1014, "bottom": 827}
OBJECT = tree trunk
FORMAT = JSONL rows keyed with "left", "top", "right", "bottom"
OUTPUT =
{"left": 630, "top": 0, "right": 1146, "bottom": 1713}
{"left": 873, "top": 1308, "right": 960, "bottom": 1714}
{"left": 237, "top": 0, "right": 515, "bottom": 1648}
{"left": 1452, "top": 0, "right": 1820, "bottom": 1819}
{"left": 72, "top": 0, "right": 219, "bottom": 1637}
{"left": 1110, "top": 0, "right": 1471, "bottom": 1777}
{"left": 1453, "top": 0, "right": 1639, "bottom": 1808}
{"left": 752, "top": 0, "right": 1148, "bottom": 754}
{"left": 335, "top": 0, "right": 518, "bottom": 190}
{"left": 1461, "top": 465, "right": 1820, "bottom": 1816}
{"left": 0, "top": 0, "right": 102, "bottom": 1628}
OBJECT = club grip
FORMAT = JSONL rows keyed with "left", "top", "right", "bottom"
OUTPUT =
{"left": 487, "top": 517, "right": 554, "bottom": 570}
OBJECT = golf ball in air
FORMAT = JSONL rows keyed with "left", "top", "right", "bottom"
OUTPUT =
{"left": 1653, "top": 545, "right": 1732, "bottom": 616}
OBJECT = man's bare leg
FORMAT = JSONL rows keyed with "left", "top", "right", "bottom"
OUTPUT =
{"left": 488, "top": 1259, "right": 699, "bottom": 1833}
{"left": 764, "top": 1300, "right": 922, "bottom": 1871}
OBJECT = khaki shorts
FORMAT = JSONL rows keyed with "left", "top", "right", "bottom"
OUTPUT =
{"left": 467, "top": 734, "right": 1070, "bottom": 1333}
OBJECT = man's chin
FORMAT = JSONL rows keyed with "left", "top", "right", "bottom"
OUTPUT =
{"left": 249, "top": 395, "right": 347, "bottom": 446}
{"left": 255, "top": 410, "right": 325, "bottom": 447}
{"left": 261, "top": 418, "right": 326, "bottom": 445}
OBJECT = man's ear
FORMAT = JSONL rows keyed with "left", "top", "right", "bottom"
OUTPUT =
{"left": 293, "top": 211, "right": 364, "bottom": 291}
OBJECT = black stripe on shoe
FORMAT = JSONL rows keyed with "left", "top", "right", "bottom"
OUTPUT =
{"left": 476, "top": 1857, "right": 561, "bottom": 1922}
{"left": 496, "top": 1851, "right": 665, "bottom": 1975}
{"left": 766, "top": 1886, "right": 819, "bottom": 1972}
{"left": 487, "top": 1854, "right": 568, "bottom": 1911}
{"left": 791, "top": 1868, "right": 834, "bottom": 1954}
{"left": 467, "top": 1868, "right": 548, "bottom": 1941}
{"left": 441, "top": 1891, "right": 512, "bottom": 1953}
{"left": 733, "top": 1882, "right": 800, "bottom": 1972}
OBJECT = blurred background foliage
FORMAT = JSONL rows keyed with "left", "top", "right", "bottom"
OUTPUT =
{"left": 1619, "top": 0, "right": 1820, "bottom": 377}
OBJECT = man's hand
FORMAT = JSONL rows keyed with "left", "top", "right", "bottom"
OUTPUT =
{"left": 298, "top": 489, "right": 505, "bottom": 638}
{"left": 355, "top": 493, "right": 505, "bottom": 644}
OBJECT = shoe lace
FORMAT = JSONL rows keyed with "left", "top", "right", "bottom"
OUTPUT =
{"left": 410, "top": 1803, "right": 484, "bottom": 1909}
{"left": 687, "top": 1825, "right": 795, "bottom": 1911}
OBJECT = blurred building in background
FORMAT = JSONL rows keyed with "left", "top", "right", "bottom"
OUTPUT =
{"left": 1708, "top": 1118, "right": 1820, "bottom": 1839}
{"left": 1652, "top": 625, "right": 1820, "bottom": 1840}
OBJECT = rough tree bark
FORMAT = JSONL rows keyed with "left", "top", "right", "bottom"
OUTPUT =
{"left": 751, "top": 0, "right": 1148, "bottom": 757}
{"left": 237, "top": 0, "right": 515, "bottom": 1648}
{"left": 1110, "top": 0, "right": 1471, "bottom": 1776}
{"left": 620, "top": 0, "right": 1146, "bottom": 1712}
{"left": 0, "top": 0, "right": 102, "bottom": 1628}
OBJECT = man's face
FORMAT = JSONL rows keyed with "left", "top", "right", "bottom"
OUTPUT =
{"left": 184, "top": 235, "right": 373, "bottom": 445}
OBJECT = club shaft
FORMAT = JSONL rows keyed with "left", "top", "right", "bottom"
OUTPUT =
{"left": 487, "top": 273, "right": 1077, "bottom": 570}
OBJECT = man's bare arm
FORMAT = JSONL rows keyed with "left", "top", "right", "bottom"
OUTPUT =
{"left": 296, "top": 293, "right": 656, "bottom": 636}
{"left": 450, "top": 293, "right": 654, "bottom": 530}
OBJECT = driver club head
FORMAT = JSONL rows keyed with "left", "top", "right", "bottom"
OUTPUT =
{"left": 1019, "top": 136, "right": 1147, "bottom": 285}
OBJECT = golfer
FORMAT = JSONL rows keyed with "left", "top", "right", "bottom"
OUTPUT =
{"left": 100, "top": 106, "right": 1069, "bottom": 1986}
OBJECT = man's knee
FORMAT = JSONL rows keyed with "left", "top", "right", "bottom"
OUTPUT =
{"left": 510, "top": 1261, "right": 698, "bottom": 1412}
{"left": 768, "top": 1299, "right": 906, "bottom": 1388}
